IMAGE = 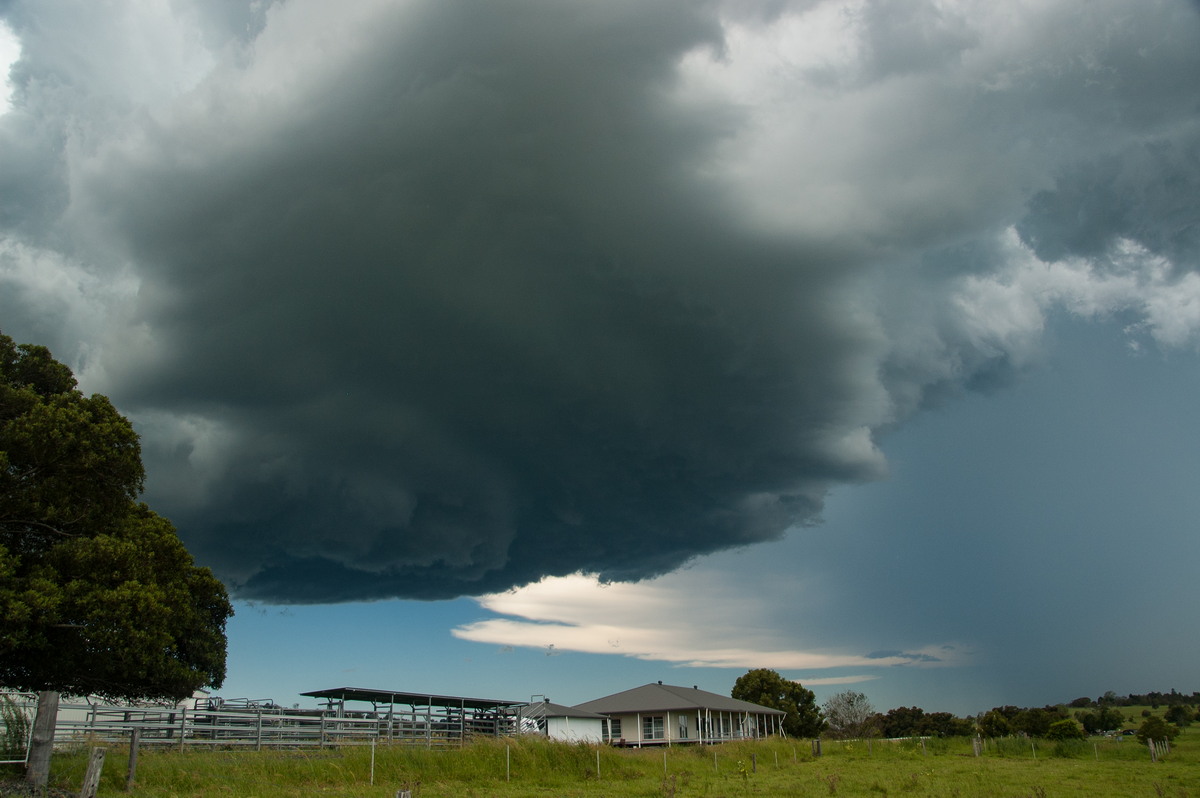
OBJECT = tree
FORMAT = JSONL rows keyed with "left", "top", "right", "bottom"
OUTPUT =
{"left": 731, "top": 668, "right": 825, "bottom": 738}
{"left": 879, "top": 706, "right": 926, "bottom": 738}
{"left": 1010, "top": 707, "right": 1053, "bottom": 738}
{"left": 1163, "top": 704, "right": 1193, "bottom": 727}
{"left": 0, "top": 333, "right": 233, "bottom": 786}
{"left": 822, "top": 690, "right": 877, "bottom": 739}
{"left": 923, "top": 711, "right": 975, "bottom": 738}
{"left": 1077, "top": 704, "right": 1125, "bottom": 734}
{"left": 1136, "top": 715, "right": 1180, "bottom": 745}
{"left": 1045, "top": 719, "right": 1085, "bottom": 741}
{"left": 977, "top": 709, "right": 1012, "bottom": 738}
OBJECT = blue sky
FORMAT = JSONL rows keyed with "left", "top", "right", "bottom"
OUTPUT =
{"left": 2, "top": 0, "right": 1199, "bottom": 718}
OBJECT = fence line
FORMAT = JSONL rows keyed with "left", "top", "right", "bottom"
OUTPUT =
{"left": 1, "top": 697, "right": 497, "bottom": 751}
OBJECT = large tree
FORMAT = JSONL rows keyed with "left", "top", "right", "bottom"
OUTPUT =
{"left": 822, "top": 690, "right": 877, "bottom": 739}
{"left": 0, "top": 333, "right": 233, "bottom": 786}
{"left": 731, "top": 668, "right": 825, "bottom": 738}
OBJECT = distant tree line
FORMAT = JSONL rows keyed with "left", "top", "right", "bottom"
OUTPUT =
{"left": 1069, "top": 689, "right": 1200, "bottom": 709}
{"left": 730, "top": 670, "right": 1198, "bottom": 742}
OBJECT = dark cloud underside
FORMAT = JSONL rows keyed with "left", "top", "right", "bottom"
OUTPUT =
{"left": 2, "top": 0, "right": 1198, "bottom": 601}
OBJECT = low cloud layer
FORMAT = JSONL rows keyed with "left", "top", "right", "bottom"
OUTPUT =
{"left": 453, "top": 572, "right": 964, "bottom": 672}
{"left": 2, "top": 0, "right": 1198, "bottom": 602}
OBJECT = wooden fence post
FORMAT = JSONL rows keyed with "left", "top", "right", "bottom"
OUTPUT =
{"left": 79, "top": 747, "right": 106, "bottom": 798}
{"left": 126, "top": 728, "right": 141, "bottom": 791}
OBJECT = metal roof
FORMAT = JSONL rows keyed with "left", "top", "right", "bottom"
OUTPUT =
{"left": 300, "top": 687, "right": 524, "bottom": 711}
{"left": 526, "top": 700, "right": 607, "bottom": 720}
{"left": 573, "top": 683, "right": 786, "bottom": 716}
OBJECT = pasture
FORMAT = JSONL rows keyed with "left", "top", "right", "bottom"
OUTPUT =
{"left": 22, "top": 724, "right": 1197, "bottom": 797}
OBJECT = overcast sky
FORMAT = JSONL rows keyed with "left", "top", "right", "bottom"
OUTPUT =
{"left": 2, "top": 0, "right": 1198, "bottom": 716}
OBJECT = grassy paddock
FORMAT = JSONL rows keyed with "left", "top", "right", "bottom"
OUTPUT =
{"left": 33, "top": 727, "right": 1198, "bottom": 797}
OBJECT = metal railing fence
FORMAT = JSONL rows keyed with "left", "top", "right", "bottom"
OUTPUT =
{"left": 1, "top": 695, "right": 507, "bottom": 750}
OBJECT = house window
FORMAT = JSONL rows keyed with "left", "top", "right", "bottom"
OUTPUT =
{"left": 678, "top": 716, "right": 689, "bottom": 739}
{"left": 608, "top": 718, "right": 622, "bottom": 740}
{"left": 642, "top": 715, "right": 665, "bottom": 740}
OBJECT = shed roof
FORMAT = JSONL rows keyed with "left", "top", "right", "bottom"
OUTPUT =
{"left": 527, "top": 700, "right": 607, "bottom": 720}
{"left": 300, "top": 687, "right": 523, "bottom": 711}
{"left": 573, "top": 683, "right": 785, "bottom": 716}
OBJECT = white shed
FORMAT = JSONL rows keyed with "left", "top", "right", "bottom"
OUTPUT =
{"left": 522, "top": 700, "right": 607, "bottom": 743}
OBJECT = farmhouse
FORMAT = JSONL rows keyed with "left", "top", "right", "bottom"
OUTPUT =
{"left": 573, "top": 682, "right": 785, "bottom": 746}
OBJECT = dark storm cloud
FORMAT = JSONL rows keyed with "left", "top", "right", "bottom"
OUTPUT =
{"left": 2, "top": 0, "right": 1199, "bottom": 602}
{"left": 81, "top": 0, "right": 869, "bottom": 601}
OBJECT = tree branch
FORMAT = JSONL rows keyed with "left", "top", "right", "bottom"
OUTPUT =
{"left": 0, "top": 518, "right": 78, "bottom": 537}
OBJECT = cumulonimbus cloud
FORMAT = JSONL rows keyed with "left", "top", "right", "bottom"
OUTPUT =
{"left": 1, "top": 0, "right": 1198, "bottom": 602}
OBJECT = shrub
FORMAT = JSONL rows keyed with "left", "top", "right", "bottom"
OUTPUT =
{"left": 1, "top": 695, "right": 31, "bottom": 763}
{"left": 1045, "top": 719, "right": 1084, "bottom": 741}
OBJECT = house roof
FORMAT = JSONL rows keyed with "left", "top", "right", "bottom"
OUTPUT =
{"left": 573, "top": 683, "right": 785, "bottom": 716}
{"left": 526, "top": 700, "right": 607, "bottom": 720}
{"left": 300, "top": 687, "right": 523, "bottom": 711}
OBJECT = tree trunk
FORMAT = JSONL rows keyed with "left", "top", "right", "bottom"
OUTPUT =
{"left": 25, "top": 690, "right": 59, "bottom": 789}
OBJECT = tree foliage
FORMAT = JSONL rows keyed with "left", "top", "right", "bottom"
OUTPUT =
{"left": 1010, "top": 707, "right": 1055, "bottom": 738}
{"left": 1163, "top": 704, "right": 1194, "bottom": 727}
{"left": 0, "top": 332, "right": 232, "bottom": 701}
{"left": 1136, "top": 715, "right": 1180, "bottom": 744}
{"left": 731, "top": 668, "right": 825, "bottom": 738}
{"left": 1076, "top": 704, "right": 1125, "bottom": 734}
{"left": 878, "top": 706, "right": 973, "bottom": 738}
{"left": 822, "top": 690, "right": 877, "bottom": 739}
{"left": 1045, "top": 718, "right": 1085, "bottom": 741}
{"left": 977, "top": 708, "right": 1013, "bottom": 738}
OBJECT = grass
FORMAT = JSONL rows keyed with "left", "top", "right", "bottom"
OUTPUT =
{"left": 21, "top": 725, "right": 1199, "bottom": 797}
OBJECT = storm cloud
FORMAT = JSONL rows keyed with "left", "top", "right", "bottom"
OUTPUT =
{"left": 2, "top": 0, "right": 1198, "bottom": 602}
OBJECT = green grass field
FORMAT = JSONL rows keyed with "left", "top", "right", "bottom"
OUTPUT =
{"left": 22, "top": 722, "right": 1199, "bottom": 797}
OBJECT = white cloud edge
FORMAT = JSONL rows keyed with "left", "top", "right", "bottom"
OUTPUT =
{"left": 451, "top": 573, "right": 970, "bottom": 672}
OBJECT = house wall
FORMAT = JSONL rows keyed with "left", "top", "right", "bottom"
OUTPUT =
{"left": 545, "top": 716, "right": 604, "bottom": 743}
{"left": 604, "top": 710, "right": 778, "bottom": 746}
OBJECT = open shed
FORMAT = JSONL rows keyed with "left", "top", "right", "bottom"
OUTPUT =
{"left": 301, "top": 687, "right": 525, "bottom": 747}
